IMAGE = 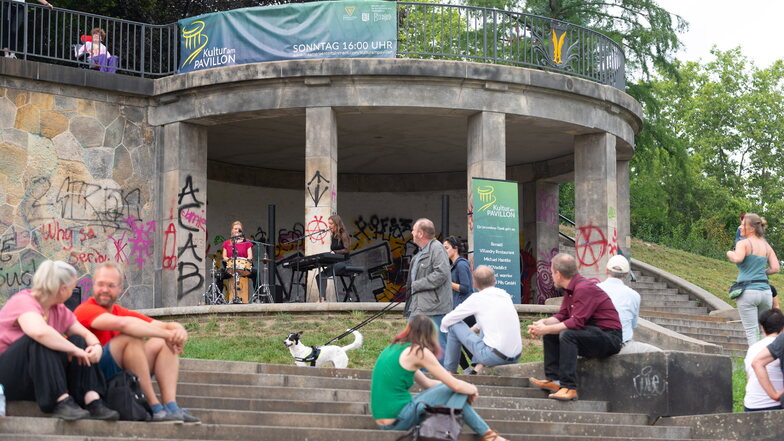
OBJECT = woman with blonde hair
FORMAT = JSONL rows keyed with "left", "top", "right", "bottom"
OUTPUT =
{"left": 0, "top": 260, "right": 118, "bottom": 420}
{"left": 222, "top": 220, "right": 256, "bottom": 302}
{"left": 370, "top": 315, "right": 508, "bottom": 441}
{"left": 727, "top": 213, "right": 780, "bottom": 345}
{"left": 316, "top": 214, "right": 351, "bottom": 303}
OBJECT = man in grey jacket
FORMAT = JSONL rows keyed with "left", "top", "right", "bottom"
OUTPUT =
{"left": 405, "top": 218, "right": 452, "bottom": 359}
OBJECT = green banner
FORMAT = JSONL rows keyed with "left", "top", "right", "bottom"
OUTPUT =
{"left": 178, "top": 1, "right": 397, "bottom": 73}
{"left": 472, "top": 178, "right": 521, "bottom": 303}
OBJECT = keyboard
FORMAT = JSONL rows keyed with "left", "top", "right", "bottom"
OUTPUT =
{"left": 281, "top": 252, "right": 344, "bottom": 272}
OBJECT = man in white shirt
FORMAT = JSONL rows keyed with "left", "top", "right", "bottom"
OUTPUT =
{"left": 441, "top": 265, "right": 522, "bottom": 374}
{"left": 745, "top": 308, "right": 784, "bottom": 411}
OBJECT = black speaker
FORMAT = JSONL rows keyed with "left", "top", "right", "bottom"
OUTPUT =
{"left": 272, "top": 285, "right": 284, "bottom": 303}
{"left": 64, "top": 286, "right": 82, "bottom": 311}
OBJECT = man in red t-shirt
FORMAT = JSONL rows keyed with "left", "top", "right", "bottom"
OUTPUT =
{"left": 74, "top": 262, "right": 198, "bottom": 422}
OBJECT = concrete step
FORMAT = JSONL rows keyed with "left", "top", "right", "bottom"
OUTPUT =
{"left": 640, "top": 311, "right": 731, "bottom": 322}
{"left": 657, "top": 325, "right": 746, "bottom": 339}
{"left": 640, "top": 306, "right": 709, "bottom": 315}
{"left": 176, "top": 369, "right": 546, "bottom": 400}
{"left": 0, "top": 416, "right": 702, "bottom": 441}
{"left": 645, "top": 317, "right": 743, "bottom": 331}
{"left": 640, "top": 300, "right": 699, "bottom": 308}
{"left": 676, "top": 333, "right": 746, "bottom": 346}
{"left": 636, "top": 289, "right": 685, "bottom": 297}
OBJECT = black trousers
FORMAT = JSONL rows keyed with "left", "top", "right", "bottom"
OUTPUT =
{"left": 543, "top": 326, "right": 622, "bottom": 390}
{"left": 0, "top": 335, "right": 107, "bottom": 412}
{"left": 317, "top": 260, "right": 350, "bottom": 300}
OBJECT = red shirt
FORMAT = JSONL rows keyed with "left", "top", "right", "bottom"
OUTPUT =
{"left": 553, "top": 274, "right": 621, "bottom": 331}
{"left": 222, "top": 240, "right": 253, "bottom": 258}
{"left": 74, "top": 297, "right": 153, "bottom": 345}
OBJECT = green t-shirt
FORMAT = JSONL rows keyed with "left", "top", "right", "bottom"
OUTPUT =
{"left": 370, "top": 343, "right": 416, "bottom": 419}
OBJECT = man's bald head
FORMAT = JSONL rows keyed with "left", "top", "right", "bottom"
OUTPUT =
{"left": 473, "top": 265, "right": 496, "bottom": 290}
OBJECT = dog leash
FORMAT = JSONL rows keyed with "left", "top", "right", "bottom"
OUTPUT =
{"left": 322, "top": 289, "right": 405, "bottom": 346}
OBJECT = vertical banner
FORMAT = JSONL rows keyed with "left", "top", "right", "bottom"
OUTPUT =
{"left": 179, "top": 0, "right": 397, "bottom": 73}
{"left": 472, "top": 178, "right": 521, "bottom": 303}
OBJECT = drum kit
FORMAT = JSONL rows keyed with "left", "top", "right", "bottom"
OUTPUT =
{"left": 203, "top": 243, "right": 275, "bottom": 305}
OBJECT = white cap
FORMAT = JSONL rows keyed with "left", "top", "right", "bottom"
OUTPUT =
{"left": 606, "top": 255, "right": 630, "bottom": 273}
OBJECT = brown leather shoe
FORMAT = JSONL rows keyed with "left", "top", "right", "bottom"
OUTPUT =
{"left": 529, "top": 377, "right": 560, "bottom": 392}
{"left": 549, "top": 387, "right": 579, "bottom": 401}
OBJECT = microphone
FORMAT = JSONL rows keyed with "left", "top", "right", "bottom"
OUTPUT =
{"left": 238, "top": 229, "right": 243, "bottom": 233}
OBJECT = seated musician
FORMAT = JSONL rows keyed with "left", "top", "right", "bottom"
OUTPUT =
{"left": 316, "top": 214, "right": 351, "bottom": 303}
{"left": 221, "top": 220, "right": 257, "bottom": 301}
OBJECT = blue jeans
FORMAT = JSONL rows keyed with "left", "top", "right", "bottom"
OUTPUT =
{"left": 377, "top": 383, "right": 489, "bottom": 435}
{"left": 443, "top": 322, "right": 518, "bottom": 372}
{"left": 409, "top": 314, "right": 447, "bottom": 364}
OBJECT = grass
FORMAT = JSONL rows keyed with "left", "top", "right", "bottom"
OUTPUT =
{"left": 183, "top": 313, "right": 544, "bottom": 370}
{"left": 731, "top": 357, "right": 747, "bottom": 413}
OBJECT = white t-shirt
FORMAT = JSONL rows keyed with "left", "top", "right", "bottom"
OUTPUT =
{"left": 440, "top": 286, "right": 522, "bottom": 358}
{"left": 744, "top": 335, "right": 783, "bottom": 409}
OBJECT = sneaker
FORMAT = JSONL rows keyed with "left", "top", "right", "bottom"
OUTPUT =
{"left": 151, "top": 408, "right": 184, "bottom": 423}
{"left": 86, "top": 399, "right": 120, "bottom": 421}
{"left": 529, "top": 377, "right": 561, "bottom": 392}
{"left": 548, "top": 387, "right": 579, "bottom": 401}
{"left": 169, "top": 408, "right": 201, "bottom": 423}
{"left": 51, "top": 396, "right": 90, "bottom": 421}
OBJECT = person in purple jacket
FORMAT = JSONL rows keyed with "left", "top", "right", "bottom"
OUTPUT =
{"left": 527, "top": 253, "right": 622, "bottom": 401}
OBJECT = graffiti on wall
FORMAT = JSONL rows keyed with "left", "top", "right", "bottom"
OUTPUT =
{"left": 575, "top": 224, "right": 617, "bottom": 271}
{"left": 175, "top": 175, "right": 204, "bottom": 299}
{"left": 536, "top": 247, "right": 559, "bottom": 304}
{"left": 520, "top": 240, "right": 535, "bottom": 304}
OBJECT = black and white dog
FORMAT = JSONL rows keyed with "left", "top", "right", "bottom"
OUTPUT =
{"left": 283, "top": 330, "right": 363, "bottom": 368}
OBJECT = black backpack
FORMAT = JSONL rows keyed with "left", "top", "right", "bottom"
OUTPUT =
{"left": 105, "top": 370, "right": 152, "bottom": 421}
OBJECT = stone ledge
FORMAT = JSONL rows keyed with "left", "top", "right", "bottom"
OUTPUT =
{"left": 489, "top": 351, "right": 732, "bottom": 418}
{"left": 658, "top": 409, "right": 784, "bottom": 441}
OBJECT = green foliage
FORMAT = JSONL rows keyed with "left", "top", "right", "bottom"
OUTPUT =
{"left": 630, "top": 50, "right": 784, "bottom": 256}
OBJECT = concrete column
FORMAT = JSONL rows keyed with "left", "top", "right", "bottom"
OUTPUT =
{"left": 520, "top": 182, "right": 536, "bottom": 304}
{"left": 159, "top": 122, "right": 208, "bottom": 307}
{"left": 574, "top": 133, "right": 617, "bottom": 281}
{"left": 305, "top": 107, "right": 338, "bottom": 302}
{"left": 466, "top": 111, "right": 505, "bottom": 256}
{"left": 617, "top": 159, "right": 631, "bottom": 259}
{"left": 534, "top": 181, "right": 560, "bottom": 303}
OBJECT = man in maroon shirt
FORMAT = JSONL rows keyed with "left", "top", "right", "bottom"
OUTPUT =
{"left": 527, "top": 253, "right": 622, "bottom": 401}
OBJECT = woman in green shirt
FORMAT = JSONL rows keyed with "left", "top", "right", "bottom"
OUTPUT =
{"left": 370, "top": 315, "right": 507, "bottom": 441}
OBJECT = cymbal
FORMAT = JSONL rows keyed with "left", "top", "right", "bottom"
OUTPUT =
{"left": 259, "top": 257, "right": 273, "bottom": 263}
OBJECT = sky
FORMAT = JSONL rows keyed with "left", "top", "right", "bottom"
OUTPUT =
{"left": 656, "top": 0, "right": 784, "bottom": 68}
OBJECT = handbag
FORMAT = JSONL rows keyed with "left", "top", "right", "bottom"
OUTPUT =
{"left": 728, "top": 279, "right": 769, "bottom": 300}
{"left": 105, "top": 370, "right": 152, "bottom": 421}
{"left": 397, "top": 405, "right": 463, "bottom": 441}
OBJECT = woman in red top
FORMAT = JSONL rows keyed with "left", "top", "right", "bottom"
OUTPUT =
{"left": 0, "top": 260, "right": 118, "bottom": 420}
{"left": 221, "top": 220, "right": 256, "bottom": 300}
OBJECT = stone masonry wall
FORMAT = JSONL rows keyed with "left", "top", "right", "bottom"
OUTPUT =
{"left": 0, "top": 85, "right": 157, "bottom": 309}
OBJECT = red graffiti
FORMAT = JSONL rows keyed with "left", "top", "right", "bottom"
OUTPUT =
{"left": 41, "top": 218, "right": 74, "bottom": 251}
{"left": 162, "top": 223, "right": 177, "bottom": 270}
{"left": 306, "top": 216, "right": 328, "bottom": 245}
{"left": 68, "top": 248, "right": 110, "bottom": 264}
{"left": 78, "top": 227, "right": 96, "bottom": 243}
{"left": 108, "top": 232, "right": 128, "bottom": 263}
{"left": 125, "top": 217, "right": 156, "bottom": 269}
{"left": 608, "top": 228, "right": 618, "bottom": 256}
{"left": 575, "top": 225, "right": 607, "bottom": 268}
{"left": 180, "top": 208, "right": 207, "bottom": 232}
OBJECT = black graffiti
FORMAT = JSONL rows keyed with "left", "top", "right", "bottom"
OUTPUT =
{"left": 353, "top": 215, "right": 413, "bottom": 242}
{"left": 177, "top": 232, "right": 202, "bottom": 262}
{"left": 28, "top": 176, "right": 142, "bottom": 231}
{"left": 177, "top": 261, "right": 204, "bottom": 299}
{"left": 0, "top": 260, "right": 38, "bottom": 289}
{"left": 0, "top": 226, "right": 31, "bottom": 263}
{"left": 177, "top": 175, "right": 203, "bottom": 232}
{"left": 307, "top": 170, "right": 330, "bottom": 207}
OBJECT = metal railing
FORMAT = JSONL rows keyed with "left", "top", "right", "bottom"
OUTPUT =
{"left": 397, "top": 2, "right": 625, "bottom": 89}
{"left": 0, "top": 1, "right": 625, "bottom": 88}
{"left": 0, "top": 0, "right": 177, "bottom": 77}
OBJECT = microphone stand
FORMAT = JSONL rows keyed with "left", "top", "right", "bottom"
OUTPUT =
{"left": 230, "top": 235, "right": 242, "bottom": 304}
{"left": 250, "top": 239, "right": 275, "bottom": 304}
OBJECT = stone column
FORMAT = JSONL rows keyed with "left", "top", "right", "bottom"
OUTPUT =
{"left": 159, "top": 122, "right": 208, "bottom": 307}
{"left": 574, "top": 133, "right": 617, "bottom": 281}
{"left": 466, "top": 111, "right": 505, "bottom": 257}
{"left": 534, "top": 181, "right": 560, "bottom": 303}
{"left": 617, "top": 159, "right": 631, "bottom": 259}
{"left": 520, "top": 182, "right": 537, "bottom": 304}
{"left": 305, "top": 107, "right": 338, "bottom": 302}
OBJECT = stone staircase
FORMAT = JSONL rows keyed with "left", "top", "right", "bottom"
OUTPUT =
{"left": 630, "top": 268, "right": 747, "bottom": 355}
{"left": 0, "top": 358, "right": 721, "bottom": 441}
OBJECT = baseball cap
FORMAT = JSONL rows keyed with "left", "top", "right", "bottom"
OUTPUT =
{"left": 606, "top": 255, "right": 630, "bottom": 273}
